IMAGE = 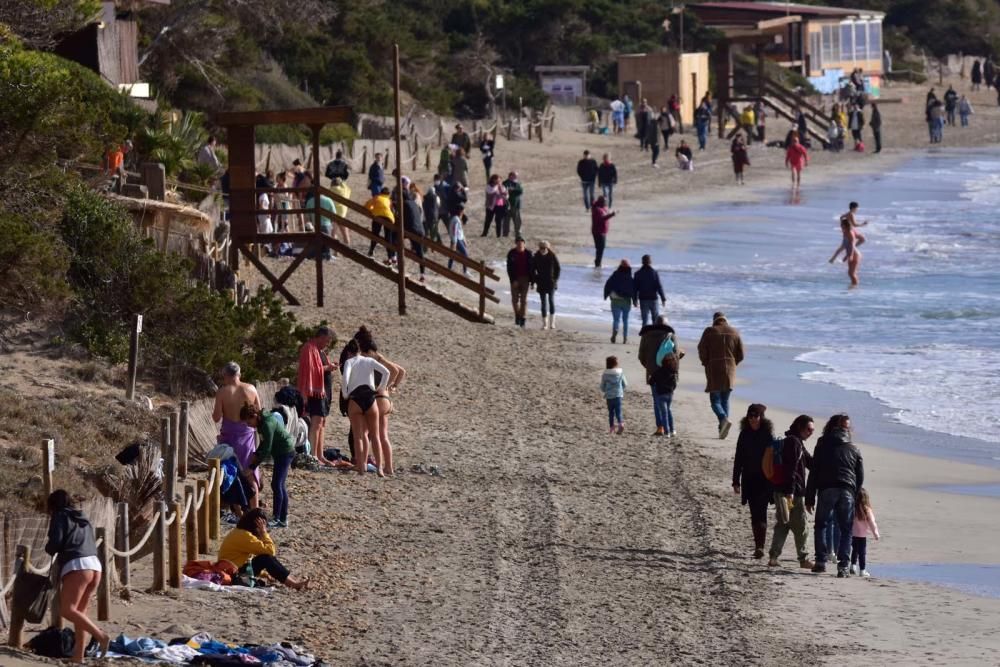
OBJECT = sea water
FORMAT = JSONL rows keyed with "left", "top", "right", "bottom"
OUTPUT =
{"left": 542, "top": 148, "right": 1000, "bottom": 465}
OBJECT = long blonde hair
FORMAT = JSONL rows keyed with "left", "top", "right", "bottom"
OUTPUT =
{"left": 855, "top": 487, "right": 873, "bottom": 520}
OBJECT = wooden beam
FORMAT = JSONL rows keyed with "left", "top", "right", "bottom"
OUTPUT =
{"left": 215, "top": 106, "right": 354, "bottom": 127}
{"left": 756, "top": 15, "right": 802, "bottom": 31}
{"left": 237, "top": 244, "right": 301, "bottom": 305}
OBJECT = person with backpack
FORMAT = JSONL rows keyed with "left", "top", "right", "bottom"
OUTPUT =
{"left": 638, "top": 315, "right": 676, "bottom": 435}
{"left": 732, "top": 403, "right": 774, "bottom": 559}
{"left": 767, "top": 415, "right": 816, "bottom": 569}
{"left": 650, "top": 331, "right": 680, "bottom": 437}
{"left": 325, "top": 150, "right": 350, "bottom": 183}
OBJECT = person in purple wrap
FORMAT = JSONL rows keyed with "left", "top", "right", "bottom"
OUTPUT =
{"left": 213, "top": 361, "right": 262, "bottom": 507}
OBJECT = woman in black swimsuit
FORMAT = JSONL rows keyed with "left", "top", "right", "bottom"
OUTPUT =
{"left": 355, "top": 327, "right": 406, "bottom": 476}
{"left": 341, "top": 339, "right": 390, "bottom": 475}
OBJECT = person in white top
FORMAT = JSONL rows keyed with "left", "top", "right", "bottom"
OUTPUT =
{"left": 448, "top": 204, "right": 469, "bottom": 275}
{"left": 257, "top": 191, "right": 273, "bottom": 234}
{"left": 341, "top": 339, "right": 390, "bottom": 475}
{"left": 354, "top": 326, "right": 405, "bottom": 476}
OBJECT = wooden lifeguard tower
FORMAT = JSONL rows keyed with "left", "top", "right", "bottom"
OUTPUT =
{"left": 217, "top": 69, "right": 499, "bottom": 323}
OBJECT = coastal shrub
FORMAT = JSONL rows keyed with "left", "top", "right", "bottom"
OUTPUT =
{"left": 59, "top": 185, "right": 312, "bottom": 393}
{"left": 0, "top": 213, "right": 71, "bottom": 318}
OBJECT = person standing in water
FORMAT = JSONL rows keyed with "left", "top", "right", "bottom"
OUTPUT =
{"left": 829, "top": 202, "right": 868, "bottom": 263}
{"left": 785, "top": 132, "right": 809, "bottom": 189}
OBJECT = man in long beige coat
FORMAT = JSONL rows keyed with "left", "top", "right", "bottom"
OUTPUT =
{"left": 697, "top": 311, "right": 744, "bottom": 439}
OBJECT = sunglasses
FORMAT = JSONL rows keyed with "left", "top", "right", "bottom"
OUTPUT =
{"left": 748, "top": 413, "right": 762, "bottom": 419}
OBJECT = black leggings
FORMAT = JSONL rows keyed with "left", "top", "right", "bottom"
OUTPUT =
{"left": 851, "top": 536, "right": 868, "bottom": 570}
{"left": 538, "top": 291, "right": 555, "bottom": 317}
{"left": 747, "top": 489, "right": 770, "bottom": 524}
{"left": 250, "top": 554, "right": 289, "bottom": 583}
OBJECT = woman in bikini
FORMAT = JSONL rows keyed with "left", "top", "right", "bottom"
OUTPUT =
{"left": 355, "top": 327, "right": 406, "bottom": 476}
{"left": 341, "top": 339, "right": 390, "bottom": 475}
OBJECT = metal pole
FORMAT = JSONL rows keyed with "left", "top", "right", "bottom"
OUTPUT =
{"left": 393, "top": 43, "right": 407, "bottom": 316}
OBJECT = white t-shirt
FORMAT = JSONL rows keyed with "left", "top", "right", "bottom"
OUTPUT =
{"left": 257, "top": 193, "right": 273, "bottom": 233}
{"left": 610, "top": 100, "right": 624, "bottom": 113}
{"left": 341, "top": 356, "right": 390, "bottom": 398}
{"left": 449, "top": 215, "right": 465, "bottom": 243}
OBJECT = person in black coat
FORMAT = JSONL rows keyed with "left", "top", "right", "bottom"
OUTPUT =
{"left": 400, "top": 187, "right": 426, "bottom": 281}
{"left": 768, "top": 415, "right": 816, "bottom": 568}
{"left": 530, "top": 240, "right": 561, "bottom": 330}
{"left": 732, "top": 403, "right": 775, "bottom": 559}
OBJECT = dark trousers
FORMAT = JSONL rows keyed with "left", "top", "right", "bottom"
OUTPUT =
{"left": 368, "top": 218, "right": 395, "bottom": 259}
{"left": 593, "top": 232, "right": 607, "bottom": 267}
{"left": 661, "top": 130, "right": 671, "bottom": 150}
{"left": 271, "top": 453, "right": 291, "bottom": 522}
{"left": 539, "top": 290, "right": 555, "bottom": 317}
{"left": 872, "top": 128, "right": 882, "bottom": 152}
{"left": 483, "top": 208, "right": 499, "bottom": 237}
{"left": 650, "top": 144, "right": 660, "bottom": 165}
{"left": 409, "top": 239, "right": 425, "bottom": 274}
{"left": 250, "top": 554, "right": 290, "bottom": 583}
{"left": 747, "top": 489, "right": 770, "bottom": 550}
{"left": 851, "top": 536, "right": 868, "bottom": 570}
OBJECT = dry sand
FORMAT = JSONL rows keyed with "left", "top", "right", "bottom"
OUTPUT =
{"left": 6, "top": 79, "right": 1000, "bottom": 666}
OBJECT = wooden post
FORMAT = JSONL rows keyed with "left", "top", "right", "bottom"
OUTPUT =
{"left": 49, "top": 559, "right": 62, "bottom": 629}
{"left": 184, "top": 485, "right": 198, "bottom": 564}
{"left": 164, "top": 414, "right": 177, "bottom": 502}
{"left": 537, "top": 119, "right": 544, "bottom": 143}
{"left": 178, "top": 401, "right": 189, "bottom": 479}
{"left": 208, "top": 458, "right": 221, "bottom": 541}
{"left": 393, "top": 43, "right": 407, "bottom": 316}
{"left": 152, "top": 501, "right": 166, "bottom": 591}
{"left": 506, "top": 120, "right": 513, "bottom": 140}
{"left": 412, "top": 135, "right": 419, "bottom": 171}
{"left": 7, "top": 546, "right": 28, "bottom": 648}
{"left": 527, "top": 122, "right": 533, "bottom": 140}
{"left": 115, "top": 501, "right": 130, "bottom": 594}
{"left": 95, "top": 528, "right": 110, "bottom": 621}
{"left": 310, "top": 123, "right": 324, "bottom": 308}
{"left": 196, "top": 479, "right": 209, "bottom": 554}
{"left": 425, "top": 146, "right": 431, "bottom": 170}
{"left": 361, "top": 146, "right": 368, "bottom": 174}
{"left": 438, "top": 120, "right": 444, "bottom": 147}
{"left": 126, "top": 313, "right": 142, "bottom": 400}
{"left": 478, "top": 266, "right": 487, "bottom": 320}
{"left": 41, "top": 439, "right": 54, "bottom": 499}
{"left": 167, "top": 500, "right": 181, "bottom": 588}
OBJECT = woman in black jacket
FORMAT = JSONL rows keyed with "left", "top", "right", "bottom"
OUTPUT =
{"left": 44, "top": 490, "right": 109, "bottom": 662}
{"left": 531, "top": 240, "right": 561, "bottom": 330}
{"left": 732, "top": 404, "right": 775, "bottom": 559}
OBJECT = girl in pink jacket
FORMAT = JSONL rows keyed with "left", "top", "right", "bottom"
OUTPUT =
{"left": 851, "top": 488, "right": 880, "bottom": 577}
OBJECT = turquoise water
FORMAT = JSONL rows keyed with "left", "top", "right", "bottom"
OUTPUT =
{"left": 544, "top": 148, "right": 1000, "bottom": 464}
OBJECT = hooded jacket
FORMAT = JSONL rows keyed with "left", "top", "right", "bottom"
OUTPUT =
{"left": 600, "top": 367, "right": 627, "bottom": 400}
{"left": 603, "top": 269, "right": 635, "bottom": 304}
{"left": 778, "top": 430, "right": 813, "bottom": 496}
{"left": 638, "top": 322, "right": 676, "bottom": 382}
{"left": 697, "top": 317, "right": 744, "bottom": 392}
{"left": 45, "top": 508, "right": 98, "bottom": 570}
{"left": 805, "top": 429, "right": 864, "bottom": 506}
{"left": 732, "top": 420, "right": 775, "bottom": 504}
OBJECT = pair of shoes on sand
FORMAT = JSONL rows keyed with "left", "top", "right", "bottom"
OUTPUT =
{"left": 718, "top": 419, "right": 732, "bottom": 439}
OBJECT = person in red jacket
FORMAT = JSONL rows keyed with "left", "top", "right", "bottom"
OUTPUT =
{"left": 591, "top": 195, "right": 616, "bottom": 268}
{"left": 785, "top": 132, "right": 810, "bottom": 189}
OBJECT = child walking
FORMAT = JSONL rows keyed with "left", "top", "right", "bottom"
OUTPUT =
{"left": 851, "top": 488, "right": 881, "bottom": 577}
{"left": 601, "top": 356, "right": 627, "bottom": 434}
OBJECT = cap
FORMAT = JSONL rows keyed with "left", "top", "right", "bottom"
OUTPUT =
{"left": 747, "top": 403, "right": 767, "bottom": 417}
{"left": 515, "top": 235, "right": 525, "bottom": 243}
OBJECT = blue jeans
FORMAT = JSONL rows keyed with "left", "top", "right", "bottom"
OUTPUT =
{"left": 581, "top": 181, "right": 595, "bottom": 209}
{"left": 696, "top": 121, "right": 708, "bottom": 149}
{"left": 611, "top": 302, "right": 631, "bottom": 338}
{"left": 652, "top": 388, "right": 674, "bottom": 431}
{"left": 448, "top": 239, "right": 468, "bottom": 274}
{"left": 639, "top": 299, "right": 660, "bottom": 326}
{"left": 601, "top": 183, "right": 614, "bottom": 208}
{"left": 271, "top": 453, "right": 292, "bottom": 522}
{"left": 709, "top": 389, "right": 731, "bottom": 424}
{"left": 961, "top": 113, "right": 970, "bottom": 127}
{"left": 814, "top": 487, "right": 855, "bottom": 568}
{"left": 606, "top": 397, "right": 623, "bottom": 428}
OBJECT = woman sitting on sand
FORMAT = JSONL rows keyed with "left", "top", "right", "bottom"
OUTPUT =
{"left": 732, "top": 404, "right": 775, "bottom": 560}
{"left": 218, "top": 509, "right": 309, "bottom": 590}
{"left": 341, "top": 339, "right": 391, "bottom": 475}
{"left": 354, "top": 326, "right": 405, "bottom": 477}
{"left": 45, "top": 490, "right": 110, "bottom": 663}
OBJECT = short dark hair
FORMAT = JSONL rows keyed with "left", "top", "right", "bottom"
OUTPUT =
{"left": 849, "top": 201, "right": 859, "bottom": 210}
{"left": 47, "top": 490, "right": 73, "bottom": 515}
{"left": 641, "top": 254, "right": 652, "bottom": 266}
{"left": 316, "top": 325, "right": 333, "bottom": 338}
{"left": 605, "top": 355, "right": 618, "bottom": 369}
{"left": 236, "top": 508, "right": 268, "bottom": 535}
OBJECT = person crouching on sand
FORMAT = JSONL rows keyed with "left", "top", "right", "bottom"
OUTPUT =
{"left": 45, "top": 490, "right": 110, "bottom": 663}
{"left": 784, "top": 132, "right": 809, "bottom": 189}
{"left": 600, "top": 355, "right": 627, "bottom": 434}
{"left": 732, "top": 404, "right": 775, "bottom": 560}
{"left": 218, "top": 509, "right": 309, "bottom": 590}
{"left": 240, "top": 404, "right": 295, "bottom": 528}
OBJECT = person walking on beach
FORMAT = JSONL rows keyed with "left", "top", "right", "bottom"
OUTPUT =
{"left": 297, "top": 327, "right": 338, "bottom": 467}
{"left": 507, "top": 236, "right": 533, "bottom": 328}
{"left": 503, "top": 171, "right": 524, "bottom": 238}
{"left": 450, "top": 124, "right": 472, "bottom": 156}
{"left": 985, "top": 59, "right": 995, "bottom": 89}
{"left": 633, "top": 254, "right": 666, "bottom": 326}
{"left": 806, "top": 413, "right": 864, "bottom": 577}
{"left": 45, "top": 490, "right": 111, "bottom": 662}
{"left": 659, "top": 106, "right": 675, "bottom": 150}
{"left": 532, "top": 240, "right": 560, "bottom": 329}
{"left": 577, "top": 150, "right": 599, "bottom": 210}
{"left": 600, "top": 356, "right": 628, "bottom": 434}
{"left": 732, "top": 404, "right": 775, "bottom": 559}
{"left": 639, "top": 315, "right": 678, "bottom": 436}
{"left": 214, "top": 362, "right": 263, "bottom": 500}
{"left": 482, "top": 173, "right": 508, "bottom": 238}
{"left": 850, "top": 488, "right": 880, "bottom": 577}
{"left": 479, "top": 132, "right": 496, "bottom": 181}
{"left": 784, "top": 133, "right": 809, "bottom": 189}
{"left": 447, "top": 204, "right": 469, "bottom": 274}
{"left": 623, "top": 94, "right": 633, "bottom": 133}
{"left": 695, "top": 98, "right": 712, "bottom": 150}
{"left": 731, "top": 133, "right": 750, "bottom": 185}
{"left": 944, "top": 85, "right": 959, "bottom": 126}
{"left": 591, "top": 195, "right": 616, "bottom": 268}
{"left": 604, "top": 259, "right": 636, "bottom": 344}
{"left": 740, "top": 105, "right": 756, "bottom": 145}
{"left": 971, "top": 60, "right": 983, "bottom": 91}
{"left": 422, "top": 175, "right": 441, "bottom": 242}
{"left": 768, "top": 415, "right": 816, "bottom": 569}
{"left": 959, "top": 95, "right": 974, "bottom": 127}
{"left": 646, "top": 112, "right": 662, "bottom": 167}
{"left": 848, "top": 104, "right": 865, "bottom": 151}
{"left": 365, "top": 187, "right": 396, "bottom": 262}
{"left": 869, "top": 103, "right": 882, "bottom": 154}
{"left": 451, "top": 148, "right": 470, "bottom": 188}
{"left": 325, "top": 149, "right": 350, "bottom": 183}
{"left": 697, "top": 311, "right": 744, "bottom": 439}
{"left": 598, "top": 154, "right": 618, "bottom": 208}
{"left": 368, "top": 153, "right": 385, "bottom": 197}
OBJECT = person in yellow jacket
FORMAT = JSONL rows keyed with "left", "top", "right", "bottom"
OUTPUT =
{"left": 364, "top": 186, "right": 396, "bottom": 262}
{"left": 329, "top": 176, "right": 352, "bottom": 244}
{"left": 217, "top": 509, "right": 309, "bottom": 590}
{"left": 740, "top": 105, "right": 756, "bottom": 145}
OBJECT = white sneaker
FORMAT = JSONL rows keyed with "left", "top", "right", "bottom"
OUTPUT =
{"left": 669, "top": 430, "right": 677, "bottom": 437}
{"left": 850, "top": 564, "right": 859, "bottom": 575}
{"left": 861, "top": 569, "right": 871, "bottom": 578}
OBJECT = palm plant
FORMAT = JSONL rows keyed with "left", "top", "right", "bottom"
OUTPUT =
{"left": 138, "top": 109, "right": 208, "bottom": 178}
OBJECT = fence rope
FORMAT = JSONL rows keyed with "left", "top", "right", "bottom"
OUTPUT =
{"left": 178, "top": 490, "right": 194, "bottom": 524}
{"left": 206, "top": 466, "right": 217, "bottom": 494}
{"left": 1, "top": 552, "right": 58, "bottom": 596}
{"left": 164, "top": 509, "right": 177, "bottom": 527}
{"left": 109, "top": 510, "right": 160, "bottom": 558}
{"left": 194, "top": 484, "right": 207, "bottom": 510}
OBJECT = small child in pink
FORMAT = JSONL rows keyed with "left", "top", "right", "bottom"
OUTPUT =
{"left": 851, "top": 488, "right": 880, "bottom": 577}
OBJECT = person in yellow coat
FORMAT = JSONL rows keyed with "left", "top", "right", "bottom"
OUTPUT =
{"left": 364, "top": 186, "right": 396, "bottom": 262}
{"left": 329, "top": 176, "right": 352, "bottom": 244}
{"left": 218, "top": 509, "right": 309, "bottom": 590}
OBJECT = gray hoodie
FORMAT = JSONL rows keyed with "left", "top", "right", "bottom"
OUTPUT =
{"left": 45, "top": 508, "right": 98, "bottom": 570}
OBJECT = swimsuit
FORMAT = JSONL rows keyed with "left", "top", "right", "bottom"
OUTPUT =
{"left": 349, "top": 385, "right": 377, "bottom": 414}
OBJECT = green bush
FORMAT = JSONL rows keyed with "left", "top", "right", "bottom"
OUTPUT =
{"left": 0, "top": 213, "right": 71, "bottom": 317}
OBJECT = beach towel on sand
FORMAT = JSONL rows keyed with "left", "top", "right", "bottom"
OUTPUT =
{"left": 219, "top": 418, "right": 259, "bottom": 484}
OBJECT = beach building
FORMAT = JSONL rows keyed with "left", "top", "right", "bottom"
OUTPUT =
{"left": 688, "top": 2, "right": 885, "bottom": 95}
{"left": 616, "top": 52, "right": 711, "bottom": 126}
{"left": 534, "top": 65, "right": 590, "bottom": 105}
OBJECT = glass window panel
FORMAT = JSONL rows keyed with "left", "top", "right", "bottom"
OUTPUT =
{"left": 855, "top": 23, "right": 867, "bottom": 60}
{"left": 840, "top": 23, "right": 853, "bottom": 63}
{"left": 869, "top": 22, "right": 882, "bottom": 60}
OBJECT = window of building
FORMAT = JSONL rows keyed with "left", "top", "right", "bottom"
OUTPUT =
{"left": 840, "top": 23, "right": 854, "bottom": 64}
{"left": 855, "top": 22, "right": 867, "bottom": 60}
{"left": 822, "top": 24, "right": 840, "bottom": 63}
{"left": 811, "top": 31, "right": 822, "bottom": 71}
{"left": 869, "top": 22, "right": 882, "bottom": 61}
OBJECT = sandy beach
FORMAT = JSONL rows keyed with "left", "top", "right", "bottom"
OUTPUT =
{"left": 5, "top": 78, "right": 1000, "bottom": 666}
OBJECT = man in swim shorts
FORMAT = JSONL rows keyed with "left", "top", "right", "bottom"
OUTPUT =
{"left": 297, "top": 326, "right": 338, "bottom": 466}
